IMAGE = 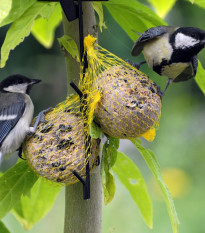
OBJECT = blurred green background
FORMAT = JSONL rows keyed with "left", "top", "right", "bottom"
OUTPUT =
{"left": 1, "top": 0, "right": 205, "bottom": 232}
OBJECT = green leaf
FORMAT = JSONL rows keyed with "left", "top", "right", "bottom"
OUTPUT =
{"left": 195, "top": 61, "right": 205, "bottom": 94}
{"left": 107, "top": 137, "right": 119, "bottom": 167}
{"left": 0, "top": 161, "right": 38, "bottom": 220}
{"left": 32, "top": 3, "right": 62, "bottom": 48}
{"left": 102, "top": 169, "right": 116, "bottom": 205}
{"left": 147, "top": 0, "right": 177, "bottom": 18}
{"left": 13, "top": 178, "right": 61, "bottom": 230}
{"left": 0, "top": 0, "right": 36, "bottom": 27}
{"left": 109, "top": 137, "right": 120, "bottom": 151}
{"left": 191, "top": 0, "right": 205, "bottom": 8}
{"left": 0, "top": 2, "right": 57, "bottom": 68}
{"left": 0, "top": 1, "right": 12, "bottom": 26}
{"left": 58, "top": 35, "right": 80, "bottom": 62}
{"left": 0, "top": 221, "right": 10, "bottom": 233}
{"left": 101, "top": 142, "right": 116, "bottom": 205}
{"left": 101, "top": 137, "right": 120, "bottom": 205}
{"left": 90, "top": 120, "right": 102, "bottom": 139}
{"left": 103, "top": 0, "right": 166, "bottom": 42}
{"left": 91, "top": 2, "right": 107, "bottom": 32}
{"left": 131, "top": 139, "right": 179, "bottom": 233}
{"left": 112, "top": 151, "right": 153, "bottom": 229}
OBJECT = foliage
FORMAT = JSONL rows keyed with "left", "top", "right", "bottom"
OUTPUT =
{"left": 103, "top": 0, "right": 166, "bottom": 42}
{"left": 195, "top": 61, "right": 205, "bottom": 94}
{"left": 101, "top": 137, "right": 118, "bottom": 205}
{"left": 58, "top": 35, "right": 80, "bottom": 62}
{"left": 0, "top": 0, "right": 204, "bottom": 232}
{"left": 113, "top": 150, "right": 153, "bottom": 228}
{"left": 0, "top": 161, "right": 38, "bottom": 220}
{"left": 189, "top": 0, "right": 205, "bottom": 9}
{"left": 91, "top": 2, "right": 107, "bottom": 32}
{"left": 13, "top": 178, "right": 61, "bottom": 230}
{"left": 0, "top": 221, "right": 10, "bottom": 233}
{"left": 31, "top": 3, "right": 62, "bottom": 48}
{"left": 147, "top": 0, "right": 177, "bottom": 18}
{"left": 131, "top": 139, "right": 179, "bottom": 233}
{"left": 0, "top": 1, "right": 60, "bottom": 68}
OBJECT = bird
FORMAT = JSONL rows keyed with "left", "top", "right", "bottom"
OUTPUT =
{"left": 0, "top": 74, "right": 41, "bottom": 163}
{"left": 130, "top": 26, "right": 205, "bottom": 96}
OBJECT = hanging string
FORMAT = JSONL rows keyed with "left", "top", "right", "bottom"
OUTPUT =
{"left": 72, "top": 0, "right": 90, "bottom": 199}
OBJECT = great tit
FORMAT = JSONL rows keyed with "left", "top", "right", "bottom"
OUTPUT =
{"left": 131, "top": 26, "right": 205, "bottom": 96}
{"left": 0, "top": 74, "right": 41, "bottom": 162}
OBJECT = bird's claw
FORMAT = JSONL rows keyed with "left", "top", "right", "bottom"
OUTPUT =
{"left": 33, "top": 107, "right": 53, "bottom": 130}
{"left": 157, "top": 90, "right": 165, "bottom": 99}
{"left": 17, "top": 145, "right": 26, "bottom": 160}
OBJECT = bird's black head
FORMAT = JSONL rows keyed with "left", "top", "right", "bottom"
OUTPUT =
{"left": 170, "top": 27, "right": 205, "bottom": 61}
{"left": 0, "top": 74, "right": 41, "bottom": 94}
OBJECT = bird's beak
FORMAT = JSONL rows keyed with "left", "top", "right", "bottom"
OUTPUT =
{"left": 30, "top": 79, "right": 41, "bottom": 85}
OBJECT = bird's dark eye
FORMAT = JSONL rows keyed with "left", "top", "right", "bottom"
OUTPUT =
{"left": 191, "top": 33, "right": 196, "bottom": 38}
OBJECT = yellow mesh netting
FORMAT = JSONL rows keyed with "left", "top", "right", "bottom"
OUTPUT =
{"left": 23, "top": 35, "right": 161, "bottom": 185}
{"left": 79, "top": 35, "right": 161, "bottom": 140}
{"left": 23, "top": 94, "right": 100, "bottom": 185}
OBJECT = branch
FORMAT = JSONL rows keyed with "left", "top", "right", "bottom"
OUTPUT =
{"left": 62, "top": 3, "right": 102, "bottom": 233}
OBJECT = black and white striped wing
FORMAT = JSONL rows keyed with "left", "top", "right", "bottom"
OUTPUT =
{"left": 0, "top": 93, "right": 25, "bottom": 146}
{"left": 131, "top": 26, "right": 171, "bottom": 56}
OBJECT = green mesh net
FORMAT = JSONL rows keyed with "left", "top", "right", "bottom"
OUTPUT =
{"left": 23, "top": 35, "right": 161, "bottom": 185}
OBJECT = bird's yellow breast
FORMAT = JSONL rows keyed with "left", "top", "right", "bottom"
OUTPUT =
{"left": 143, "top": 34, "right": 173, "bottom": 68}
{"left": 143, "top": 33, "right": 190, "bottom": 79}
{"left": 161, "top": 62, "right": 189, "bottom": 79}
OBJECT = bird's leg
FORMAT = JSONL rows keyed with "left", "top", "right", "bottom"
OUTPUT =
{"left": 28, "top": 107, "right": 53, "bottom": 135}
{"left": 126, "top": 60, "right": 146, "bottom": 69}
{"left": 33, "top": 107, "right": 53, "bottom": 130}
{"left": 158, "top": 78, "right": 173, "bottom": 97}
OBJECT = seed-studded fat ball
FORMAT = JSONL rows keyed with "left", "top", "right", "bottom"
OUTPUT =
{"left": 23, "top": 97, "right": 101, "bottom": 185}
{"left": 93, "top": 65, "right": 161, "bottom": 139}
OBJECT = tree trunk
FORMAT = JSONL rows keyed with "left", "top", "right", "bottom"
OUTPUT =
{"left": 63, "top": 3, "right": 102, "bottom": 233}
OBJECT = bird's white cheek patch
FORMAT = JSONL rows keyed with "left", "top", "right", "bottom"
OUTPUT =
{"left": 3, "top": 83, "right": 27, "bottom": 93}
{"left": 175, "top": 33, "right": 200, "bottom": 49}
{"left": 0, "top": 115, "right": 17, "bottom": 120}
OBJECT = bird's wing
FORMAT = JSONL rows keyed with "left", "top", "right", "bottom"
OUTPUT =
{"left": 131, "top": 26, "right": 171, "bottom": 56}
{"left": 173, "top": 56, "right": 198, "bottom": 82}
{"left": 0, "top": 93, "right": 25, "bottom": 146}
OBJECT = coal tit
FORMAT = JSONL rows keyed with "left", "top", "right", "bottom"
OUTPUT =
{"left": 131, "top": 26, "right": 205, "bottom": 95}
{"left": 0, "top": 74, "right": 41, "bottom": 162}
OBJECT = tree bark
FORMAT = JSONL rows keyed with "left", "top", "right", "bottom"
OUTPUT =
{"left": 63, "top": 3, "right": 102, "bottom": 233}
